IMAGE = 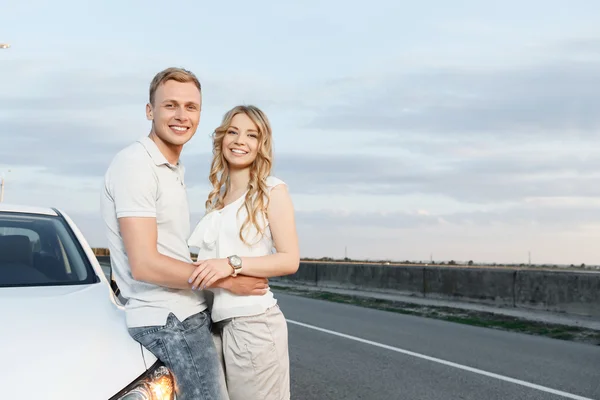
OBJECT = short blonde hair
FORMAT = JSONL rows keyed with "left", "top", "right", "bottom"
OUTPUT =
{"left": 149, "top": 67, "right": 201, "bottom": 105}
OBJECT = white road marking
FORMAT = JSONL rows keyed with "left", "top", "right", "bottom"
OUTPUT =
{"left": 287, "top": 319, "right": 594, "bottom": 400}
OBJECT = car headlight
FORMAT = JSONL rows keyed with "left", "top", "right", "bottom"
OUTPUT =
{"left": 110, "top": 361, "right": 175, "bottom": 400}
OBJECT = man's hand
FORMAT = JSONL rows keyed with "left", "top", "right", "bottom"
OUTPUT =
{"left": 211, "top": 275, "right": 269, "bottom": 296}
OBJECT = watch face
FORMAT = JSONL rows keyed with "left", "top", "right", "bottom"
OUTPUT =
{"left": 230, "top": 255, "right": 242, "bottom": 267}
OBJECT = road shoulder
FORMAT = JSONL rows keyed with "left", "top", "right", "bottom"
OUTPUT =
{"left": 271, "top": 282, "right": 600, "bottom": 346}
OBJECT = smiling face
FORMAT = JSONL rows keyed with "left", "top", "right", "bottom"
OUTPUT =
{"left": 222, "top": 112, "right": 260, "bottom": 170}
{"left": 145, "top": 79, "right": 202, "bottom": 149}
{"left": 205, "top": 105, "right": 273, "bottom": 213}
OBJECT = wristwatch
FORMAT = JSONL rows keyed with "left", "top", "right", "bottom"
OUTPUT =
{"left": 227, "top": 255, "right": 243, "bottom": 277}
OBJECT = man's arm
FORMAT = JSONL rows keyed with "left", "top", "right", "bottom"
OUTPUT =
{"left": 121, "top": 216, "right": 269, "bottom": 294}
{"left": 111, "top": 154, "right": 268, "bottom": 294}
{"left": 212, "top": 275, "right": 270, "bottom": 295}
{"left": 119, "top": 216, "right": 196, "bottom": 289}
{"left": 110, "top": 156, "right": 194, "bottom": 289}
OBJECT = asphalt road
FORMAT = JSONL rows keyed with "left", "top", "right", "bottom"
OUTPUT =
{"left": 275, "top": 292, "right": 600, "bottom": 400}
{"left": 97, "top": 264, "right": 599, "bottom": 399}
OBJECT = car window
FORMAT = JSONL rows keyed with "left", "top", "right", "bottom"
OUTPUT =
{"left": 0, "top": 212, "right": 97, "bottom": 287}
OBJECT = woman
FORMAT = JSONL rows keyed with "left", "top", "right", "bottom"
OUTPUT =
{"left": 187, "top": 104, "right": 299, "bottom": 400}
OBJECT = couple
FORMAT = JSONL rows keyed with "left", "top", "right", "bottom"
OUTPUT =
{"left": 100, "top": 67, "right": 300, "bottom": 400}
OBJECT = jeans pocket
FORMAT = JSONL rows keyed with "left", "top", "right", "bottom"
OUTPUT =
{"left": 129, "top": 325, "right": 166, "bottom": 341}
{"left": 182, "top": 310, "right": 210, "bottom": 331}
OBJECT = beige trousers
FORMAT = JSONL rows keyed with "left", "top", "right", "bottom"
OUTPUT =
{"left": 212, "top": 304, "right": 291, "bottom": 400}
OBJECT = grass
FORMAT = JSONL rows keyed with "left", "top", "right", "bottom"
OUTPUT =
{"left": 271, "top": 285, "right": 600, "bottom": 346}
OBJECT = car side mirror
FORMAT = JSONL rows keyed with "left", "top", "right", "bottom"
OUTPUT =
{"left": 110, "top": 270, "right": 121, "bottom": 297}
{"left": 98, "top": 259, "right": 122, "bottom": 298}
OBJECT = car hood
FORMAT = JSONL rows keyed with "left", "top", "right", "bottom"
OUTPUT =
{"left": 0, "top": 283, "right": 149, "bottom": 400}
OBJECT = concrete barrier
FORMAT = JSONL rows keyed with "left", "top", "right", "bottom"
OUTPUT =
{"left": 94, "top": 254, "right": 600, "bottom": 318}
{"left": 277, "top": 262, "right": 318, "bottom": 286}
{"left": 315, "top": 263, "right": 424, "bottom": 296}
{"left": 515, "top": 270, "right": 600, "bottom": 317}
{"left": 424, "top": 267, "right": 516, "bottom": 308}
{"left": 272, "top": 262, "right": 600, "bottom": 318}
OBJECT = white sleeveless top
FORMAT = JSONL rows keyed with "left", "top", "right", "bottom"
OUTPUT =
{"left": 187, "top": 176, "right": 284, "bottom": 322}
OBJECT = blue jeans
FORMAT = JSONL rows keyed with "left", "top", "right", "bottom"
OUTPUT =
{"left": 128, "top": 311, "right": 228, "bottom": 400}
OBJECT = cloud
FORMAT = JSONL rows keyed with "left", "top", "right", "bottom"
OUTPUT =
{"left": 4, "top": 36, "right": 600, "bottom": 229}
{"left": 0, "top": 60, "right": 314, "bottom": 180}
{"left": 251, "top": 149, "right": 600, "bottom": 204}
{"left": 553, "top": 37, "right": 600, "bottom": 58}
{"left": 296, "top": 201, "right": 600, "bottom": 231}
{"left": 3, "top": 61, "right": 599, "bottom": 208}
{"left": 305, "top": 48, "right": 600, "bottom": 138}
{"left": 0, "top": 62, "right": 154, "bottom": 177}
{"left": 180, "top": 148, "right": 600, "bottom": 206}
{"left": 296, "top": 209, "right": 442, "bottom": 230}
{"left": 0, "top": 120, "right": 125, "bottom": 177}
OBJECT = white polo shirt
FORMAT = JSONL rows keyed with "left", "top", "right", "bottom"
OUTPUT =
{"left": 101, "top": 136, "right": 207, "bottom": 328}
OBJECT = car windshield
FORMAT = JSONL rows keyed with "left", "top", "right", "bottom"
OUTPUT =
{"left": 0, "top": 211, "right": 97, "bottom": 287}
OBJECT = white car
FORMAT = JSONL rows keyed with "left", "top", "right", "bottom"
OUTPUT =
{"left": 0, "top": 203, "right": 176, "bottom": 399}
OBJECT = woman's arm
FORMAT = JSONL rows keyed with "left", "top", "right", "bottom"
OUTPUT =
{"left": 237, "top": 184, "right": 300, "bottom": 277}
{"left": 188, "top": 184, "right": 300, "bottom": 290}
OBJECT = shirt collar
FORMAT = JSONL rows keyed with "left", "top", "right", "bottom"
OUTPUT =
{"left": 137, "top": 136, "right": 182, "bottom": 168}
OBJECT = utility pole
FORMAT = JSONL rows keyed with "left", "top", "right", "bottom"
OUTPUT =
{"left": 528, "top": 251, "right": 531, "bottom": 266}
{"left": 344, "top": 246, "right": 347, "bottom": 259}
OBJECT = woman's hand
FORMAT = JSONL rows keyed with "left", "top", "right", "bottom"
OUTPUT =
{"left": 188, "top": 258, "right": 233, "bottom": 290}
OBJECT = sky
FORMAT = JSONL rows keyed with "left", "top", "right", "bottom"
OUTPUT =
{"left": 1, "top": 0, "right": 600, "bottom": 265}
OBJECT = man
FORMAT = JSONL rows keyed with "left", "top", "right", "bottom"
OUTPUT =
{"left": 101, "top": 67, "right": 269, "bottom": 400}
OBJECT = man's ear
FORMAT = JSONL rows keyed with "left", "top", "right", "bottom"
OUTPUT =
{"left": 146, "top": 103, "right": 153, "bottom": 121}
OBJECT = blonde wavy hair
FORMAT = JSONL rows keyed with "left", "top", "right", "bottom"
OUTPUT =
{"left": 205, "top": 105, "right": 274, "bottom": 245}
